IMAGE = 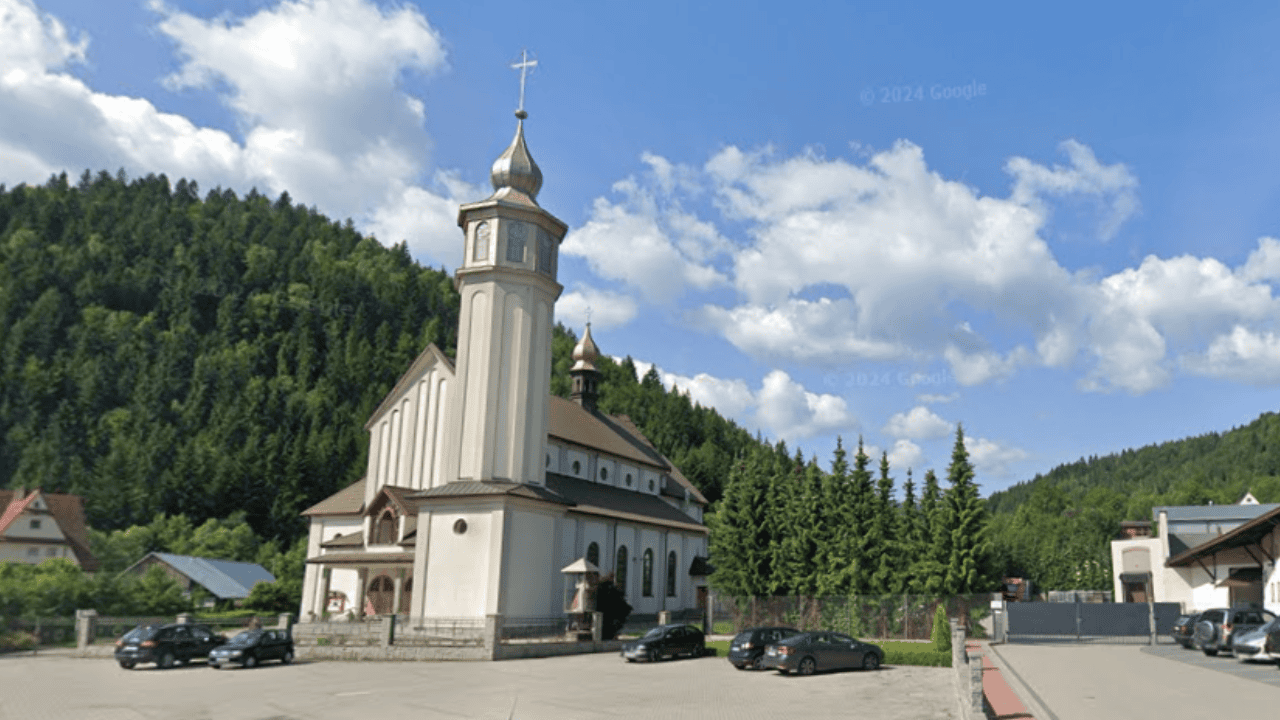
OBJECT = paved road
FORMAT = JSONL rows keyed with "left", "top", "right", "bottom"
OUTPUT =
{"left": 989, "top": 642, "right": 1280, "bottom": 720}
{"left": 0, "top": 650, "right": 958, "bottom": 720}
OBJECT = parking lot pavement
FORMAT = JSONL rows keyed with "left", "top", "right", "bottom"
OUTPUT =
{"left": 1139, "top": 644, "right": 1280, "bottom": 690}
{"left": 989, "top": 642, "right": 1280, "bottom": 720}
{"left": 0, "top": 650, "right": 958, "bottom": 720}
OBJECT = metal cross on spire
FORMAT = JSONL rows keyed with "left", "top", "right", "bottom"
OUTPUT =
{"left": 511, "top": 49, "right": 537, "bottom": 119}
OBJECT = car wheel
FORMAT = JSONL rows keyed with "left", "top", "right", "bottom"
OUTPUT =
{"left": 734, "top": 663, "right": 748, "bottom": 671}
{"left": 1203, "top": 647, "right": 1218, "bottom": 656}
{"left": 750, "top": 654, "right": 764, "bottom": 671}
{"left": 863, "top": 653, "right": 880, "bottom": 671}
{"left": 648, "top": 649, "right": 657, "bottom": 663}
{"left": 158, "top": 651, "right": 175, "bottom": 669}
{"left": 282, "top": 650, "right": 294, "bottom": 665}
{"left": 244, "top": 654, "right": 257, "bottom": 669}
{"left": 798, "top": 657, "right": 816, "bottom": 676}
{"left": 118, "top": 661, "right": 135, "bottom": 670}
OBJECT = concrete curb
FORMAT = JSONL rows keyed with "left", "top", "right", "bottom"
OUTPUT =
{"left": 984, "top": 642, "right": 1059, "bottom": 720}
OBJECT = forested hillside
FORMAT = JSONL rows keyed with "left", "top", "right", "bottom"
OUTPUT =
{"left": 984, "top": 412, "right": 1280, "bottom": 592}
{"left": 0, "top": 171, "right": 759, "bottom": 544}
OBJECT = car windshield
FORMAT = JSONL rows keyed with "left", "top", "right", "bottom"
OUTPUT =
{"left": 121, "top": 625, "right": 160, "bottom": 642}
{"left": 227, "top": 631, "right": 263, "bottom": 646}
{"left": 642, "top": 627, "right": 666, "bottom": 639}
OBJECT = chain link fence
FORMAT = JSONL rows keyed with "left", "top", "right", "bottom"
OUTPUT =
{"left": 709, "top": 594, "right": 992, "bottom": 640}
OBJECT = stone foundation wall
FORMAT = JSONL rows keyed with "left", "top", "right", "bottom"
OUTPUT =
{"left": 950, "top": 619, "right": 984, "bottom": 720}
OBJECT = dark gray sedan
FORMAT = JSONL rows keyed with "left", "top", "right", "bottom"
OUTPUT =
{"left": 208, "top": 629, "right": 294, "bottom": 669}
{"left": 759, "top": 631, "right": 884, "bottom": 675}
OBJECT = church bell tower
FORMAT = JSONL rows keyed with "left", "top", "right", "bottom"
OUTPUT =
{"left": 442, "top": 62, "right": 567, "bottom": 487}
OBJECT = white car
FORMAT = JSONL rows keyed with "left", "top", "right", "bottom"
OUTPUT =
{"left": 1230, "top": 616, "right": 1280, "bottom": 663}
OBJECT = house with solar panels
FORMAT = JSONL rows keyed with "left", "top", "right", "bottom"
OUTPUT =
{"left": 124, "top": 552, "right": 276, "bottom": 607}
{"left": 297, "top": 104, "right": 710, "bottom": 632}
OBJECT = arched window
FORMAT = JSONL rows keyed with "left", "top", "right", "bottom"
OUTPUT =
{"left": 616, "top": 546, "right": 628, "bottom": 595}
{"left": 507, "top": 221, "right": 527, "bottom": 262}
{"left": 642, "top": 549, "right": 654, "bottom": 597}
{"left": 373, "top": 510, "right": 395, "bottom": 545}
{"left": 587, "top": 542, "right": 600, "bottom": 568}
{"left": 667, "top": 551, "right": 678, "bottom": 597}
{"left": 368, "top": 575, "right": 394, "bottom": 615}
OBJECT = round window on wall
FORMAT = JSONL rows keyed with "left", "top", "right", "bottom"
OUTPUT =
{"left": 453, "top": 519, "right": 468, "bottom": 535}
{"left": 572, "top": 460, "right": 582, "bottom": 475}
{"left": 600, "top": 467, "right": 609, "bottom": 481}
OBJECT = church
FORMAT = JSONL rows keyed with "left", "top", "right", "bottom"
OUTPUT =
{"left": 298, "top": 98, "right": 710, "bottom": 628}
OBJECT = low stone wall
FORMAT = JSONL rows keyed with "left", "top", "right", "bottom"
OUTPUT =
{"left": 496, "top": 639, "right": 625, "bottom": 660}
{"left": 299, "top": 644, "right": 490, "bottom": 662}
{"left": 950, "top": 619, "right": 983, "bottom": 720}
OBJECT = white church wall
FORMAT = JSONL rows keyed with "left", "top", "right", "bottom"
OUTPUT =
{"left": 501, "top": 507, "right": 558, "bottom": 618}
{"left": 640, "top": 468, "right": 661, "bottom": 496}
{"left": 619, "top": 464, "right": 638, "bottom": 491}
{"left": 597, "top": 457, "right": 616, "bottom": 486}
{"left": 565, "top": 448, "right": 589, "bottom": 480}
{"left": 546, "top": 442, "right": 562, "bottom": 474}
{"left": 424, "top": 506, "right": 496, "bottom": 617}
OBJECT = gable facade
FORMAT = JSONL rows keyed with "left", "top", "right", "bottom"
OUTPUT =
{"left": 0, "top": 488, "right": 98, "bottom": 571}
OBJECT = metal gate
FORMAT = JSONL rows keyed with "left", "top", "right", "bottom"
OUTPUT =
{"left": 1003, "top": 600, "right": 1181, "bottom": 643}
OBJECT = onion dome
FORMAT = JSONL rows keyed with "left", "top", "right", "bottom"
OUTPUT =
{"left": 489, "top": 111, "right": 543, "bottom": 201}
{"left": 571, "top": 323, "right": 600, "bottom": 372}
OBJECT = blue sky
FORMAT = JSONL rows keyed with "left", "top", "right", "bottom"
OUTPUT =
{"left": 6, "top": 0, "right": 1280, "bottom": 499}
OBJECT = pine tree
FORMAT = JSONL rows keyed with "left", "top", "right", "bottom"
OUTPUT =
{"left": 817, "top": 438, "right": 855, "bottom": 597}
{"left": 943, "top": 424, "right": 990, "bottom": 595}
{"left": 870, "top": 452, "right": 902, "bottom": 594}
{"left": 849, "top": 438, "right": 876, "bottom": 595}
{"left": 918, "top": 468, "right": 948, "bottom": 595}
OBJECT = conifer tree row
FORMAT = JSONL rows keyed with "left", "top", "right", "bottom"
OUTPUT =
{"left": 709, "top": 427, "right": 994, "bottom": 598}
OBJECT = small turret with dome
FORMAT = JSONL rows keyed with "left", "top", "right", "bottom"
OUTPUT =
{"left": 570, "top": 323, "right": 601, "bottom": 412}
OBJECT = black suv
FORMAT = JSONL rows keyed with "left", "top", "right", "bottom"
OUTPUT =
{"left": 1194, "top": 607, "right": 1276, "bottom": 656}
{"left": 728, "top": 626, "right": 800, "bottom": 670}
{"left": 115, "top": 623, "right": 226, "bottom": 669}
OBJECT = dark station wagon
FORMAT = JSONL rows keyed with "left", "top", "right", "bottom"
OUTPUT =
{"left": 208, "top": 629, "right": 295, "bottom": 669}
{"left": 728, "top": 626, "right": 800, "bottom": 670}
{"left": 114, "top": 623, "right": 226, "bottom": 669}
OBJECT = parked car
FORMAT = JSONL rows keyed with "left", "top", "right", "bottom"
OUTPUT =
{"left": 727, "top": 626, "right": 800, "bottom": 670}
{"left": 621, "top": 624, "right": 705, "bottom": 662}
{"left": 1171, "top": 613, "right": 1202, "bottom": 649}
{"left": 1266, "top": 618, "right": 1280, "bottom": 664}
{"left": 1230, "top": 616, "right": 1280, "bottom": 663}
{"left": 208, "top": 629, "right": 294, "bottom": 669}
{"left": 1194, "top": 607, "right": 1276, "bottom": 656}
{"left": 114, "top": 623, "right": 226, "bottom": 669}
{"left": 759, "top": 630, "right": 884, "bottom": 675}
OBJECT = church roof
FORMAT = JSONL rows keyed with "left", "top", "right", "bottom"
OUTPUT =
{"left": 301, "top": 477, "right": 367, "bottom": 516}
{"left": 549, "top": 397, "right": 666, "bottom": 469}
{"left": 364, "top": 344, "right": 454, "bottom": 431}
{"left": 606, "top": 414, "right": 708, "bottom": 505}
{"left": 321, "top": 532, "right": 363, "bottom": 549}
{"left": 546, "top": 473, "right": 708, "bottom": 534}
{"left": 411, "top": 480, "right": 571, "bottom": 504}
{"left": 0, "top": 489, "right": 98, "bottom": 571}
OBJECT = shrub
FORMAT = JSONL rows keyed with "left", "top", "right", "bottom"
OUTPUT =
{"left": 931, "top": 604, "right": 951, "bottom": 653}
{"left": 885, "top": 645, "right": 951, "bottom": 667}
{"left": 0, "top": 631, "right": 37, "bottom": 653}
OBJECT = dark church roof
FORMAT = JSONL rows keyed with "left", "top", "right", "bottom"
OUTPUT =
{"left": 545, "top": 473, "right": 707, "bottom": 534}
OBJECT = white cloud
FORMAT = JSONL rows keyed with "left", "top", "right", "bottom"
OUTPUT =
{"left": 0, "top": 0, "right": 467, "bottom": 267}
{"left": 1181, "top": 326, "right": 1280, "bottom": 384}
{"left": 562, "top": 154, "right": 731, "bottom": 303}
{"left": 558, "top": 286, "right": 639, "bottom": 331}
{"left": 1006, "top": 139, "right": 1139, "bottom": 241}
{"left": 964, "top": 436, "right": 1031, "bottom": 479}
{"left": 887, "top": 439, "right": 924, "bottom": 474}
{"left": 883, "top": 406, "right": 952, "bottom": 440}
{"left": 755, "top": 369, "right": 855, "bottom": 440}
{"left": 626, "top": 361, "right": 855, "bottom": 442}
